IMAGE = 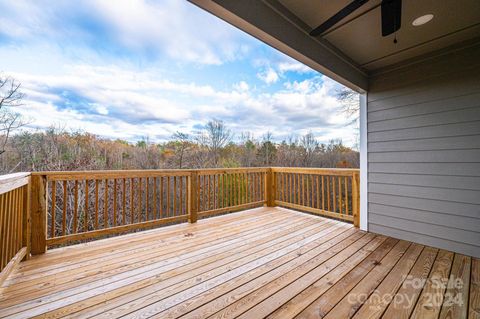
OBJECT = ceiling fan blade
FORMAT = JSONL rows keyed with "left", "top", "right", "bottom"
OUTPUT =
{"left": 381, "top": 0, "right": 402, "bottom": 36}
{"left": 309, "top": 0, "right": 369, "bottom": 37}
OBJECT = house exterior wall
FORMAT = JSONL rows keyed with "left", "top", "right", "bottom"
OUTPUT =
{"left": 367, "top": 41, "right": 480, "bottom": 258}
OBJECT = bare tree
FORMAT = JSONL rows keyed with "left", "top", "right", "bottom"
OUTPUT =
{"left": 171, "top": 131, "right": 190, "bottom": 169}
{"left": 239, "top": 132, "right": 256, "bottom": 167}
{"left": 336, "top": 86, "right": 359, "bottom": 124}
{"left": 258, "top": 131, "right": 276, "bottom": 166}
{"left": 197, "top": 119, "right": 232, "bottom": 166}
{"left": 300, "top": 132, "right": 318, "bottom": 166}
{"left": 0, "top": 75, "right": 25, "bottom": 155}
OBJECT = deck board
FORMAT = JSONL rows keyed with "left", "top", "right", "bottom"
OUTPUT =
{"left": 0, "top": 207, "right": 476, "bottom": 319}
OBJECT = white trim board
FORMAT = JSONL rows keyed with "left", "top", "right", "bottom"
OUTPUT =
{"left": 360, "top": 93, "right": 368, "bottom": 231}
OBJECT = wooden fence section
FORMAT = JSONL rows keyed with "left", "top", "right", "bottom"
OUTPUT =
{"left": 271, "top": 168, "right": 360, "bottom": 226}
{"left": 30, "top": 168, "right": 269, "bottom": 248}
{"left": 0, "top": 172, "right": 30, "bottom": 287}
{"left": 27, "top": 167, "right": 359, "bottom": 251}
{"left": 195, "top": 168, "right": 268, "bottom": 218}
{"left": 38, "top": 170, "right": 191, "bottom": 247}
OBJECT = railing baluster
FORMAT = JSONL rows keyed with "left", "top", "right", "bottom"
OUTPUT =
{"left": 301, "top": 174, "right": 305, "bottom": 206}
{"left": 234, "top": 173, "right": 237, "bottom": 206}
{"left": 112, "top": 179, "right": 116, "bottom": 226}
{"left": 5, "top": 191, "right": 12, "bottom": 264}
{"left": 345, "top": 176, "right": 349, "bottom": 215}
{"left": 122, "top": 178, "right": 126, "bottom": 225}
{"left": 239, "top": 173, "right": 242, "bottom": 205}
{"left": 179, "top": 176, "right": 183, "bottom": 215}
{"left": 3, "top": 194, "right": 8, "bottom": 266}
{"left": 85, "top": 180, "right": 89, "bottom": 231}
{"left": 74, "top": 180, "right": 78, "bottom": 233}
{"left": 332, "top": 176, "right": 336, "bottom": 213}
{"left": 327, "top": 176, "right": 331, "bottom": 212}
{"left": 306, "top": 175, "right": 310, "bottom": 207}
{"left": 207, "top": 174, "right": 210, "bottom": 210}
{"left": 104, "top": 179, "right": 109, "bottom": 227}
{"left": 16, "top": 188, "right": 21, "bottom": 251}
{"left": 338, "top": 176, "right": 342, "bottom": 215}
{"left": 50, "top": 181, "right": 56, "bottom": 238}
{"left": 247, "top": 173, "right": 251, "bottom": 204}
{"left": 145, "top": 177, "right": 149, "bottom": 221}
{"left": 167, "top": 176, "right": 171, "bottom": 217}
{"left": 153, "top": 177, "right": 157, "bottom": 220}
{"left": 130, "top": 178, "right": 134, "bottom": 224}
{"left": 173, "top": 176, "right": 177, "bottom": 216}
{"left": 321, "top": 176, "right": 325, "bottom": 211}
{"left": 160, "top": 176, "right": 164, "bottom": 219}
{"left": 137, "top": 177, "right": 142, "bottom": 222}
{"left": 226, "top": 173, "right": 229, "bottom": 207}
{"left": 95, "top": 180, "right": 99, "bottom": 229}
{"left": 352, "top": 172, "right": 360, "bottom": 227}
{"left": 252, "top": 173, "right": 256, "bottom": 202}
{"left": 62, "top": 180, "right": 67, "bottom": 236}
{"left": 0, "top": 194, "right": 5, "bottom": 268}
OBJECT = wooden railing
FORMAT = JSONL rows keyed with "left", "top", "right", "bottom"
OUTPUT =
{"left": 195, "top": 168, "right": 267, "bottom": 219}
{"left": 36, "top": 170, "right": 191, "bottom": 248}
{"left": 271, "top": 168, "right": 360, "bottom": 227}
{"left": 29, "top": 168, "right": 268, "bottom": 251}
{"left": 0, "top": 172, "right": 31, "bottom": 287}
{"left": 0, "top": 167, "right": 359, "bottom": 259}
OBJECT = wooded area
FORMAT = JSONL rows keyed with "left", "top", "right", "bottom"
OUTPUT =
{"left": 0, "top": 121, "right": 358, "bottom": 174}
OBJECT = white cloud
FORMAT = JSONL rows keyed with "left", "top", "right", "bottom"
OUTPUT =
{"left": 257, "top": 68, "right": 279, "bottom": 85}
{"left": 93, "top": 104, "right": 109, "bottom": 115}
{"left": 11, "top": 63, "right": 355, "bottom": 145}
{"left": 0, "top": 0, "right": 253, "bottom": 65}
{"left": 0, "top": 1, "right": 357, "bottom": 146}
{"left": 234, "top": 81, "right": 249, "bottom": 92}
{"left": 278, "top": 61, "right": 313, "bottom": 74}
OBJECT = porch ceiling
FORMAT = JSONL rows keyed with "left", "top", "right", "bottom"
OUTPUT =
{"left": 279, "top": 0, "right": 480, "bottom": 71}
{"left": 189, "top": 0, "right": 480, "bottom": 91}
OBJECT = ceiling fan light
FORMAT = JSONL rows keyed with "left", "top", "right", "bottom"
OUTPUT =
{"left": 412, "top": 14, "right": 434, "bottom": 26}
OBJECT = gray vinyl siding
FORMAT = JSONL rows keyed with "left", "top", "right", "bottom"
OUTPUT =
{"left": 367, "top": 41, "right": 480, "bottom": 258}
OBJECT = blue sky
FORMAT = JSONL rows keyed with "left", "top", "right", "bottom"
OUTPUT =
{"left": 0, "top": 0, "right": 356, "bottom": 146}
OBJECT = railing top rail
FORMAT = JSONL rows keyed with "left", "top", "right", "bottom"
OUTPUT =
{"left": 31, "top": 169, "right": 194, "bottom": 176}
{"left": 271, "top": 167, "right": 359, "bottom": 175}
{"left": 34, "top": 170, "right": 192, "bottom": 181}
{"left": 32, "top": 167, "right": 357, "bottom": 176}
{"left": 31, "top": 167, "right": 271, "bottom": 180}
{"left": 0, "top": 172, "right": 31, "bottom": 183}
{"left": 0, "top": 172, "right": 30, "bottom": 195}
{"left": 194, "top": 168, "right": 269, "bottom": 175}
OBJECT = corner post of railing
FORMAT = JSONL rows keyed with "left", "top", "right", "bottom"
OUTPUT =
{"left": 266, "top": 168, "right": 275, "bottom": 207}
{"left": 352, "top": 171, "right": 360, "bottom": 228}
{"left": 30, "top": 174, "right": 47, "bottom": 255}
{"left": 22, "top": 175, "right": 32, "bottom": 260}
{"left": 188, "top": 171, "right": 198, "bottom": 223}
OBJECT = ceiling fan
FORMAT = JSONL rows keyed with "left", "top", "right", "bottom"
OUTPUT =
{"left": 309, "top": 0, "right": 402, "bottom": 42}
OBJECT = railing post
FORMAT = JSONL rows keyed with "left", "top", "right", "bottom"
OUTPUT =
{"left": 352, "top": 171, "right": 360, "bottom": 227}
{"left": 188, "top": 171, "right": 198, "bottom": 223}
{"left": 30, "top": 175, "right": 47, "bottom": 255}
{"left": 22, "top": 175, "right": 32, "bottom": 260}
{"left": 266, "top": 168, "right": 275, "bottom": 207}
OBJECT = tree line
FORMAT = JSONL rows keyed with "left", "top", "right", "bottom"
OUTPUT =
{"left": 0, "top": 120, "right": 358, "bottom": 173}
{"left": 0, "top": 74, "right": 359, "bottom": 173}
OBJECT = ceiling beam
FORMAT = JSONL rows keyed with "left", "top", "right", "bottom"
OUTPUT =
{"left": 188, "top": 0, "right": 369, "bottom": 92}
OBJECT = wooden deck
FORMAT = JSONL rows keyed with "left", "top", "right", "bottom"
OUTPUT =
{"left": 0, "top": 207, "right": 478, "bottom": 319}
